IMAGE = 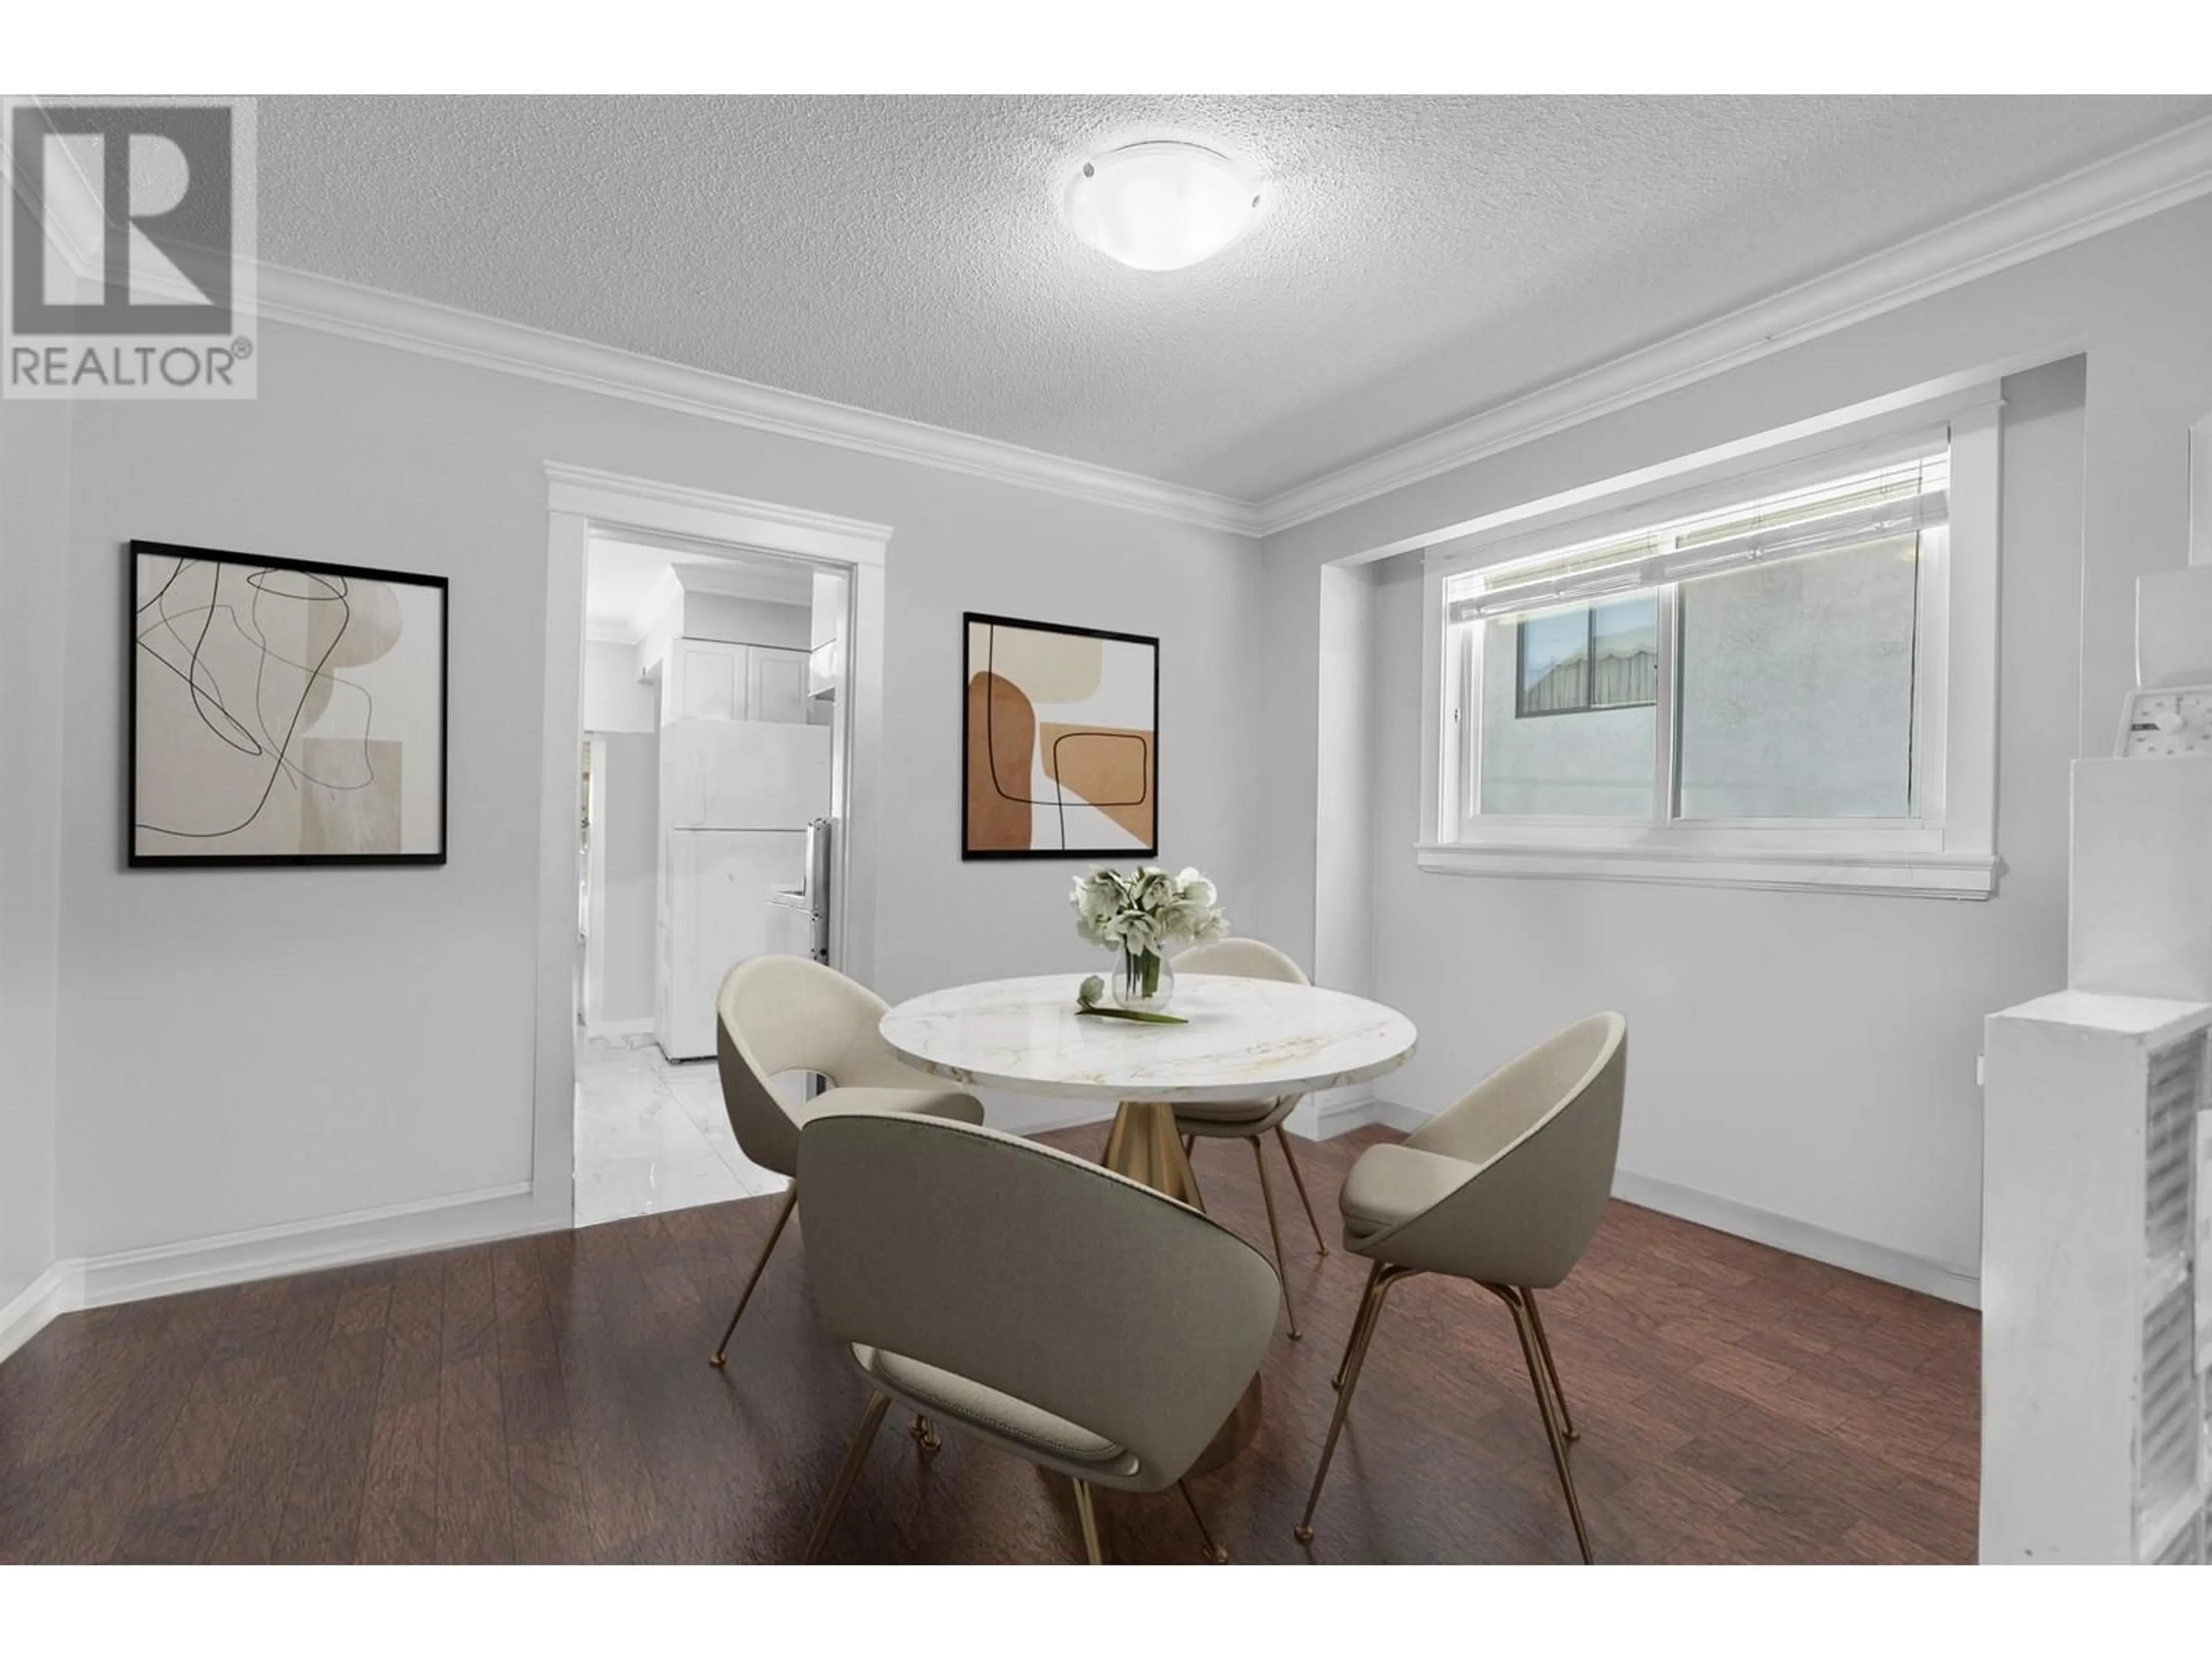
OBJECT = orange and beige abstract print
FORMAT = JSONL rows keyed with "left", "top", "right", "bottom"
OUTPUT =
{"left": 964, "top": 615, "right": 1156, "bottom": 857}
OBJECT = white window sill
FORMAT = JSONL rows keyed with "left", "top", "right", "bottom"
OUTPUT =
{"left": 1413, "top": 840, "right": 1999, "bottom": 899}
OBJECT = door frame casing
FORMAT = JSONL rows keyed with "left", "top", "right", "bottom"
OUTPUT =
{"left": 580, "top": 732, "right": 607, "bottom": 1030}
{"left": 535, "top": 463, "right": 892, "bottom": 1230}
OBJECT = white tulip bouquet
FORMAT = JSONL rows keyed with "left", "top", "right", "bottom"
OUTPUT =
{"left": 1069, "top": 865, "right": 1228, "bottom": 1019}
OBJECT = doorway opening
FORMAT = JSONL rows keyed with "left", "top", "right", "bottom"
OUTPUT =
{"left": 537, "top": 465, "right": 892, "bottom": 1240}
{"left": 573, "top": 529, "right": 849, "bottom": 1226}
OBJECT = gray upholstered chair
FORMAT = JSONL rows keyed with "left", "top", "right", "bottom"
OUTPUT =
{"left": 1296, "top": 1012, "right": 1628, "bottom": 1563}
{"left": 1170, "top": 937, "right": 1330, "bottom": 1340}
{"left": 796, "top": 1112, "right": 1281, "bottom": 1563}
{"left": 707, "top": 955, "right": 984, "bottom": 1370}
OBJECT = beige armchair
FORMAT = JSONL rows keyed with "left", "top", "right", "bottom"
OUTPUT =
{"left": 707, "top": 955, "right": 984, "bottom": 1370}
{"left": 1296, "top": 1012, "right": 1627, "bottom": 1563}
{"left": 1170, "top": 938, "right": 1330, "bottom": 1339}
{"left": 796, "top": 1112, "right": 1281, "bottom": 1563}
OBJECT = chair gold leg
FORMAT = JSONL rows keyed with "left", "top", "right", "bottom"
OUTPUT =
{"left": 1502, "top": 1287, "right": 1594, "bottom": 1564}
{"left": 1297, "top": 1265, "right": 1411, "bottom": 1543}
{"left": 803, "top": 1390, "right": 890, "bottom": 1563}
{"left": 709, "top": 1184, "right": 798, "bottom": 1368}
{"left": 908, "top": 1414, "right": 942, "bottom": 1453}
{"left": 1522, "top": 1287, "right": 1578, "bottom": 1442}
{"left": 1071, "top": 1478, "right": 1105, "bottom": 1565}
{"left": 1249, "top": 1137, "right": 1301, "bottom": 1340}
{"left": 1176, "top": 1478, "right": 1229, "bottom": 1563}
{"left": 1176, "top": 1131, "right": 1208, "bottom": 1209}
{"left": 1332, "top": 1261, "right": 1385, "bottom": 1389}
{"left": 1274, "top": 1124, "right": 1329, "bottom": 1256}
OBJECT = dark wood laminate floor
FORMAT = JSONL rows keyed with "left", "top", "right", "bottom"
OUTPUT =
{"left": 0, "top": 1126, "right": 1978, "bottom": 1564}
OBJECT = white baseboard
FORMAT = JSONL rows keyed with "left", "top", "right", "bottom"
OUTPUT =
{"left": 1609, "top": 1168, "right": 1981, "bottom": 1309}
{"left": 1293, "top": 1082, "right": 1376, "bottom": 1139}
{"left": 1303, "top": 1093, "right": 1428, "bottom": 1139}
{"left": 993, "top": 1099, "right": 1119, "bottom": 1137}
{"left": 584, "top": 1017, "right": 656, "bottom": 1041}
{"left": 0, "top": 1261, "right": 74, "bottom": 1368}
{"left": 1306, "top": 1093, "right": 1373, "bottom": 1138}
{"left": 0, "top": 1180, "right": 566, "bottom": 1369}
{"left": 78, "top": 1181, "right": 551, "bottom": 1309}
{"left": 1315, "top": 1099, "right": 1979, "bottom": 1308}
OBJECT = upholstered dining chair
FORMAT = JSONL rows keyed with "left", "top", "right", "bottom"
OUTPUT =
{"left": 1169, "top": 937, "right": 1330, "bottom": 1340}
{"left": 708, "top": 955, "right": 985, "bottom": 1371}
{"left": 1294, "top": 1012, "right": 1627, "bottom": 1564}
{"left": 796, "top": 1112, "right": 1281, "bottom": 1564}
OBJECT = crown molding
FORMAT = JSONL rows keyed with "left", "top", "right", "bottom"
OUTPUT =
{"left": 257, "top": 266, "right": 1266, "bottom": 537}
{"left": 248, "top": 114, "right": 2212, "bottom": 548}
{"left": 1256, "top": 115, "right": 2212, "bottom": 537}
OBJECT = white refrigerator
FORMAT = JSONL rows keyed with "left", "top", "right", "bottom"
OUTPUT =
{"left": 656, "top": 717, "right": 833, "bottom": 1061}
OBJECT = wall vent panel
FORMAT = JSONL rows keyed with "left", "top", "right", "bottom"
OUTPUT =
{"left": 2144, "top": 1035, "right": 2202, "bottom": 1264}
{"left": 2138, "top": 1278, "right": 2199, "bottom": 1544}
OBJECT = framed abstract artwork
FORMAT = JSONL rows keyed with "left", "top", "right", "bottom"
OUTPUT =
{"left": 128, "top": 540, "right": 449, "bottom": 866}
{"left": 963, "top": 612, "right": 1158, "bottom": 859}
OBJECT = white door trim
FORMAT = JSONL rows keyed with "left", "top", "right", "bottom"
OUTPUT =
{"left": 545, "top": 463, "right": 893, "bottom": 565}
{"left": 581, "top": 732, "right": 607, "bottom": 1030}
{"left": 537, "top": 464, "right": 892, "bottom": 1233}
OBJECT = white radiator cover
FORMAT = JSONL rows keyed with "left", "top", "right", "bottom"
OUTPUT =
{"left": 1981, "top": 991, "right": 2210, "bottom": 1562}
{"left": 1982, "top": 744, "right": 2212, "bottom": 1562}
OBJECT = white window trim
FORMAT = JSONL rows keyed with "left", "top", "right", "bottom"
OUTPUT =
{"left": 1416, "top": 387, "right": 2003, "bottom": 899}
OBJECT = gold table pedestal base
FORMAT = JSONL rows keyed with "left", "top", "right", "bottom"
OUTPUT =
{"left": 1099, "top": 1099, "right": 1263, "bottom": 1476}
{"left": 1100, "top": 1100, "right": 1202, "bottom": 1206}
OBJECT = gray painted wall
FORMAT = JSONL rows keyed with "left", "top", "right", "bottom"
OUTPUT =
{"left": 0, "top": 399, "right": 69, "bottom": 1321}
{"left": 581, "top": 640, "right": 656, "bottom": 734}
{"left": 25, "top": 317, "right": 1262, "bottom": 1263}
{"left": 1357, "top": 356, "right": 2086, "bottom": 1289}
{"left": 593, "top": 731, "right": 659, "bottom": 1027}
{"left": 1257, "top": 195, "right": 2212, "bottom": 1287}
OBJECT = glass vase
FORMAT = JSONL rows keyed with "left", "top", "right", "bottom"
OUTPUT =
{"left": 1113, "top": 948, "right": 1176, "bottom": 1014}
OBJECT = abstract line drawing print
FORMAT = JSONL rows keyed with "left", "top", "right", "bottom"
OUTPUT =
{"left": 128, "top": 541, "right": 447, "bottom": 865}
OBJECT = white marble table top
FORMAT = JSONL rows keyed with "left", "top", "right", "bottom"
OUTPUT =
{"left": 879, "top": 973, "right": 1418, "bottom": 1104}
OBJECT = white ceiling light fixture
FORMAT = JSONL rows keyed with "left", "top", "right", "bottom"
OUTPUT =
{"left": 1064, "top": 141, "right": 1261, "bottom": 272}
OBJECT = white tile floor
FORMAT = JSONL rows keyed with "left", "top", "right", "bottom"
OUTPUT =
{"left": 573, "top": 1032, "right": 788, "bottom": 1228}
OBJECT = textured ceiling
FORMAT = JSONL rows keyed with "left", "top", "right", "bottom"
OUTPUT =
{"left": 260, "top": 96, "right": 2212, "bottom": 503}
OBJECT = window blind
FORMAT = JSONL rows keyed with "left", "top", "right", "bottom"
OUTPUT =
{"left": 1446, "top": 442, "right": 1949, "bottom": 624}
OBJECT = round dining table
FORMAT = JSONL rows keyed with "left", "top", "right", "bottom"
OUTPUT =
{"left": 878, "top": 970, "right": 1418, "bottom": 1467}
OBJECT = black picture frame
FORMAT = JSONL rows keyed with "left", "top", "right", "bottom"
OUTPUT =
{"left": 962, "top": 610, "right": 1159, "bottom": 861}
{"left": 127, "top": 539, "right": 450, "bottom": 868}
